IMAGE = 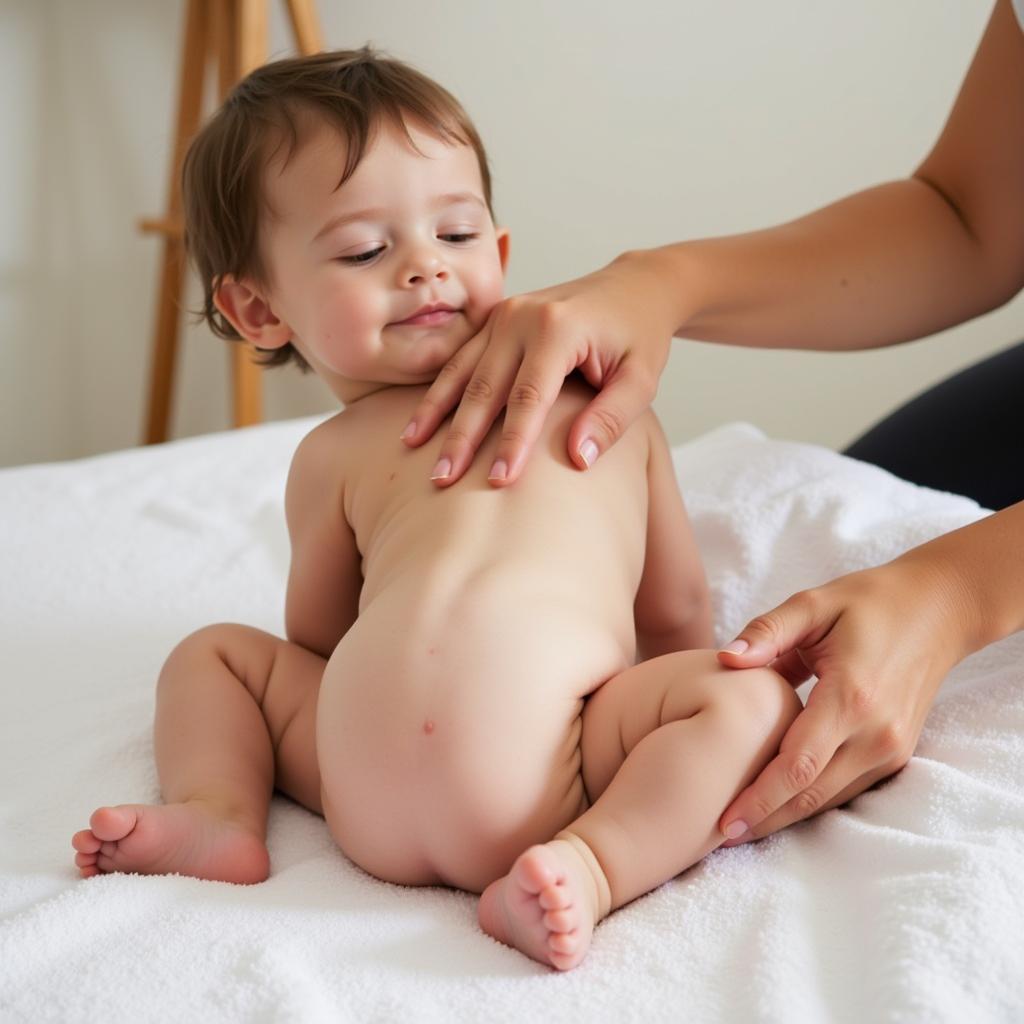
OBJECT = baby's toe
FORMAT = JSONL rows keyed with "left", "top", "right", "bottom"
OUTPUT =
{"left": 543, "top": 907, "right": 576, "bottom": 933}
{"left": 89, "top": 805, "right": 138, "bottom": 842}
{"left": 74, "top": 851, "right": 97, "bottom": 869}
{"left": 71, "top": 829, "right": 101, "bottom": 854}
{"left": 538, "top": 884, "right": 571, "bottom": 911}
{"left": 549, "top": 930, "right": 580, "bottom": 955}
{"left": 513, "top": 847, "right": 559, "bottom": 894}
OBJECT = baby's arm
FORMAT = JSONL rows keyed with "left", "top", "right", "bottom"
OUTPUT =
{"left": 632, "top": 413, "right": 714, "bottom": 661}
{"left": 284, "top": 420, "right": 363, "bottom": 659}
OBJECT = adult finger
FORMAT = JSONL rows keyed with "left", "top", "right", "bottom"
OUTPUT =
{"left": 485, "top": 349, "right": 573, "bottom": 486}
{"left": 429, "top": 344, "right": 523, "bottom": 486}
{"left": 565, "top": 361, "right": 658, "bottom": 471}
{"left": 718, "top": 703, "right": 844, "bottom": 842}
{"left": 768, "top": 648, "right": 815, "bottom": 688}
{"left": 717, "top": 590, "right": 835, "bottom": 670}
{"left": 722, "top": 758, "right": 897, "bottom": 845}
{"left": 401, "top": 324, "right": 493, "bottom": 450}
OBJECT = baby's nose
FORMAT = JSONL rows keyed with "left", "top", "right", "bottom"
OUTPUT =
{"left": 402, "top": 249, "right": 449, "bottom": 286}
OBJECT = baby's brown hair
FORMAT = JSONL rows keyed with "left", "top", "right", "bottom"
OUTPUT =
{"left": 182, "top": 46, "right": 494, "bottom": 370}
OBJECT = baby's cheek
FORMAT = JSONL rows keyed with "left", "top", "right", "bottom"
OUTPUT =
{"left": 465, "top": 271, "right": 505, "bottom": 331}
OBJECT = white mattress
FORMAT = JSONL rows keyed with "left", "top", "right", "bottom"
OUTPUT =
{"left": 2, "top": 417, "right": 1022, "bottom": 1022}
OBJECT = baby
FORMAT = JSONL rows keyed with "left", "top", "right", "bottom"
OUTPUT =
{"left": 72, "top": 48, "right": 800, "bottom": 970}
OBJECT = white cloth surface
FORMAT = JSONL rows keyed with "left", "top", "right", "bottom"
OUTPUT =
{"left": 1, "top": 417, "right": 1022, "bottom": 1023}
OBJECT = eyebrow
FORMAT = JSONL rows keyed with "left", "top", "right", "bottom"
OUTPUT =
{"left": 312, "top": 192, "right": 487, "bottom": 243}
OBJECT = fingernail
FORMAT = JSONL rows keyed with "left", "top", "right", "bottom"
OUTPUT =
{"left": 720, "top": 639, "right": 749, "bottom": 656}
{"left": 578, "top": 438, "right": 599, "bottom": 468}
{"left": 488, "top": 459, "right": 508, "bottom": 481}
{"left": 400, "top": 421, "right": 417, "bottom": 441}
{"left": 430, "top": 457, "right": 452, "bottom": 480}
{"left": 723, "top": 820, "right": 749, "bottom": 840}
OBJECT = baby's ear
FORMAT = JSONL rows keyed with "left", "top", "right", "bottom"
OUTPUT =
{"left": 213, "top": 276, "right": 292, "bottom": 349}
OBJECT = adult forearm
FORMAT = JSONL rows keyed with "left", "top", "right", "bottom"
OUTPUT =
{"left": 644, "top": 177, "right": 1017, "bottom": 353}
{"left": 896, "top": 499, "right": 1024, "bottom": 662}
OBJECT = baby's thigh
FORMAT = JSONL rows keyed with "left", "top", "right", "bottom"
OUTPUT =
{"left": 257, "top": 635, "right": 326, "bottom": 814}
{"left": 170, "top": 623, "right": 325, "bottom": 813}
{"left": 580, "top": 649, "right": 801, "bottom": 802}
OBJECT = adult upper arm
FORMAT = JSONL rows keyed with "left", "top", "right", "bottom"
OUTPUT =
{"left": 914, "top": 0, "right": 1024, "bottom": 300}
{"left": 283, "top": 421, "right": 362, "bottom": 660}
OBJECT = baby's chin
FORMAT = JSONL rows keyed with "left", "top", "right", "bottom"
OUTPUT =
{"left": 396, "top": 332, "right": 474, "bottom": 380}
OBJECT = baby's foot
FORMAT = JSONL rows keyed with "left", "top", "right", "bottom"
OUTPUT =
{"left": 477, "top": 836, "right": 608, "bottom": 971}
{"left": 71, "top": 801, "right": 269, "bottom": 884}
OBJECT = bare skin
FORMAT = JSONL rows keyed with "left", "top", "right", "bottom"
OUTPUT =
{"left": 73, "top": 623, "right": 324, "bottom": 883}
{"left": 74, "top": 112, "right": 798, "bottom": 970}
{"left": 73, "top": 803, "right": 269, "bottom": 884}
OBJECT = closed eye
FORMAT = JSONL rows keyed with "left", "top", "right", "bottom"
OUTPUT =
{"left": 439, "top": 233, "right": 478, "bottom": 243}
{"left": 340, "top": 246, "right": 385, "bottom": 265}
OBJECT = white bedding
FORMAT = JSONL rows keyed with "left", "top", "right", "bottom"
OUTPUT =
{"left": 2, "top": 418, "right": 1022, "bottom": 1022}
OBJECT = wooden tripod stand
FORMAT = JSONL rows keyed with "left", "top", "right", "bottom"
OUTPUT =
{"left": 141, "top": 0, "right": 322, "bottom": 445}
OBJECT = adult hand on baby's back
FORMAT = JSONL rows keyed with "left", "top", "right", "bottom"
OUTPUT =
{"left": 714, "top": 556, "right": 967, "bottom": 844}
{"left": 401, "top": 250, "right": 677, "bottom": 486}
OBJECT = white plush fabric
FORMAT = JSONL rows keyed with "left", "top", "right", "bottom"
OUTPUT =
{"left": 1, "top": 418, "right": 1022, "bottom": 1022}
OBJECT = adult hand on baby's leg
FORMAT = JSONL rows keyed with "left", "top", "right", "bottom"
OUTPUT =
{"left": 713, "top": 559, "right": 964, "bottom": 843}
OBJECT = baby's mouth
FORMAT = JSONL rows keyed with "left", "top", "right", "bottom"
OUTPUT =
{"left": 391, "top": 303, "right": 460, "bottom": 327}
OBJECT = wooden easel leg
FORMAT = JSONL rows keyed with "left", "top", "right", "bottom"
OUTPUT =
{"left": 286, "top": 0, "right": 323, "bottom": 54}
{"left": 226, "top": 0, "right": 268, "bottom": 429}
{"left": 144, "top": 0, "right": 325, "bottom": 440}
{"left": 143, "top": 0, "right": 209, "bottom": 445}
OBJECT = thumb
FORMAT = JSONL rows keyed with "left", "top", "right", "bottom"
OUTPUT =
{"left": 718, "top": 591, "right": 830, "bottom": 672}
{"left": 568, "top": 365, "right": 655, "bottom": 470}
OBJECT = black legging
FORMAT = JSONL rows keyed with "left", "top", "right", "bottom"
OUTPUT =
{"left": 842, "top": 339, "right": 1024, "bottom": 510}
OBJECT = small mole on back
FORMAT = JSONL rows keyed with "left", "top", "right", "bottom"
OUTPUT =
{"left": 423, "top": 719, "right": 435, "bottom": 736}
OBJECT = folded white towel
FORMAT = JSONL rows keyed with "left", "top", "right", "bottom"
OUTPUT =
{"left": 1, "top": 419, "right": 1020, "bottom": 1023}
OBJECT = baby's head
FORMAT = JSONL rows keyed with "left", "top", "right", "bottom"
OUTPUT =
{"left": 183, "top": 47, "right": 508, "bottom": 402}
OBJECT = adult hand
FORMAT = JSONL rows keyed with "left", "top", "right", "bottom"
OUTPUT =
{"left": 400, "top": 249, "right": 679, "bottom": 486}
{"left": 714, "top": 555, "right": 968, "bottom": 844}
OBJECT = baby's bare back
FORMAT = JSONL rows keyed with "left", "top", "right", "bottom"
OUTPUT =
{"left": 316, "top": 378, "right": 651, "bottom": 889}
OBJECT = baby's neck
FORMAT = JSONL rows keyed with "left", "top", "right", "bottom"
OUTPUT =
{"left": 332, "top": 379, "right": 400, "bottom": 405}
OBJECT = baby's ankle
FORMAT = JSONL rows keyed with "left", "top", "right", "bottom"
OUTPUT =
{"left": 553, "top": 830, "right": 612, "bottom": 922}
{"left": 180, "top": 794, "right": 266, "bottom": 837}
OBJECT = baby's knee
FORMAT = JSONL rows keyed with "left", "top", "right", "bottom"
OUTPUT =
{"left": 157, "top": 623, "right": 272, "bottom": 693}
{"left": 161, "top": 622, "right": 239, "bottom": 669}
{"left": 710, "top": 664, "right": 802, "bottom": 750}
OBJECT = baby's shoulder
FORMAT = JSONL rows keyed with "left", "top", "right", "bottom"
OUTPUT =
{"left": 285, "top": 410, "right": 356, "bottom": 498}
{"left": 291, "top": 409, "right": 348, "bottom": 462}
{"left": 287, "top": 390, "right": 412, "bottom": 487}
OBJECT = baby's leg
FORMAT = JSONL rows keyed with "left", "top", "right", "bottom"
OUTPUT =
{"left": 478, "top": 650, "right": 800, "bottom": 969}
{"left": 71, "top": 624, "right": 324, "bottom": 883}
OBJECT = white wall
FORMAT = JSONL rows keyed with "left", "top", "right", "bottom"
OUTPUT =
{"left": 3, "top": 0, "right": 1021, "bottom": 467}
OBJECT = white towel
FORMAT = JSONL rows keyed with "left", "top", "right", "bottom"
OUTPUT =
{"left": 1, "top": 419, "right": 1021, "bottom": 1023}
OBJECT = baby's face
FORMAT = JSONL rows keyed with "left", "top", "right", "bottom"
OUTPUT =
{"left": 258, "top": 117, "right": 507, "bottom": 396}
